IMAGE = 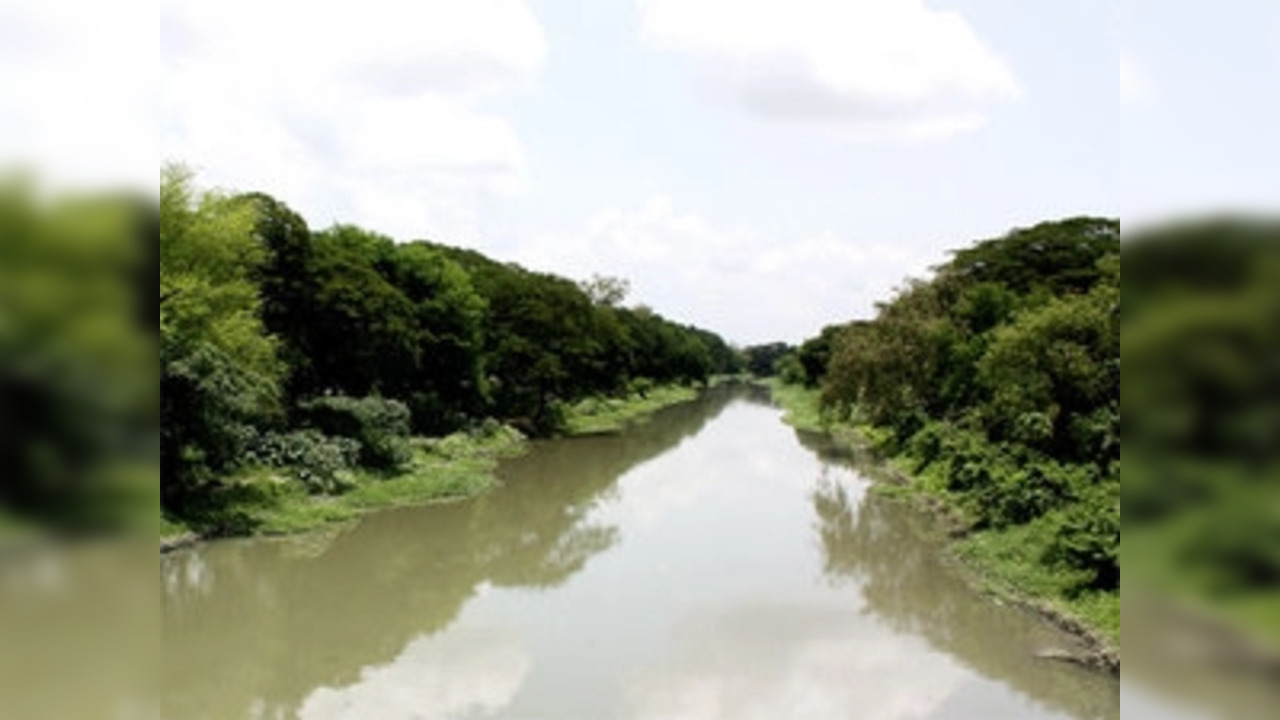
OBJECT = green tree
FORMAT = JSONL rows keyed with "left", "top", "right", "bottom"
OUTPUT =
{"left": 978, "top": 274, "right": 1118, "bottom": 463}
{"left": 796, "top": 324, "right": 847, "bottom": 388}
{"left": 580, "top": 274, "right": 630, "bottom": 307}
{"left": 235, "top": 192, "right": 318, "bottom": 402}
{"left": 0, "top": 180, "right": 155, "bottom": 528}
{"left": 384, "top": 242, "right": 487, "bottom": 432}
{"left": 160, "top": 165, "right": 281, "bottom": 508}
{"left": 299, "top": 225, "right": 419, "bottom": 401}
{"left": 742, "top": 341, "right": 792, "bottom": 377}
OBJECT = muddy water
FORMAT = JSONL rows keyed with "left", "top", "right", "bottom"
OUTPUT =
{"left": 159, "top": 385, "right": 1119, "bottom": 719}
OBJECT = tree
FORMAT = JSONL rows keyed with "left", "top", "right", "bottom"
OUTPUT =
{"left": 385, "top": 242, "right": 487, "bottom": 432}
{"left": 580, "top": 274, "right": 630, "bottom": 307}
{"left": 978, "top": 277, "right": 1117, "bottom": 462}
{"left": 0, "top": 180, "right": 155, "bottom": 528}
{"left": 160, "top": 165, "right": 281, "bottom": 507}
{"left": 236, "top": 192, "right": 317, "bottom": 402}
{"left": 742, "top": 342, "right": 792, "bottom": 377}
{"left": 295, "top": 226, "right": 419, "bottom": 402}
{"left": 796, "top": 324, "right": 848, "bottom": 388}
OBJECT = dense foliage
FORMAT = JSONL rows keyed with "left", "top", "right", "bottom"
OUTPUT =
{"left": 1, "top": 181, "right": 155, "bottom": 531}
{"left": 160, "top": 167, "right": 740, "bottom": 523}
{"left": 161, "top": 168, "right": 282, "bottom": 510}
{"left": 788, "top": 217, "right": 1120, "bottom": 596}
{"left": 423, "top": 245, "right": 739, "bottom": 433}
{"left": 741, "top": 341, "right": 793, "bottom": 377}
{"left": 1123, "top": 218, "right": 1280, "bottom": 638}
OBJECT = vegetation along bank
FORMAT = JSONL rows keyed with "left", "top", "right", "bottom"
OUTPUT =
{"left": 159, "top": 162, "right": 1126, "bottom": 676}
{"left": 760, "top": 217, "right": 1120, "bottom": 672}
{"left": 160, "top": 165, "right": 742, "bottom": 545}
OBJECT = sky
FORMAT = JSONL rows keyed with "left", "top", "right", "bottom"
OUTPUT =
{"left": 8, "top": 1, "right": 1280, "bottom": 344}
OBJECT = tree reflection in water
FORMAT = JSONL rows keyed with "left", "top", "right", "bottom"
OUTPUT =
{"left": 801, "top": 431, "right": 1120, "bottom": 720}
{"left": 159, "top": 386, "right": 736, "bottom": 720}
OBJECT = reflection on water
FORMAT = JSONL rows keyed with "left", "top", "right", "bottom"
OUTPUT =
{"left": 299, "top": 628, "right": 529, "bottom": 720}
{"left": 160, "top": 388, "right": 734, "bottom": 720}
{"left": 0, "top": 539, "right": 157, "bottom": 720}
{"left": 160, "top": 386, "right": 1118, "bottom": 719}
{"left": 804, "top": 446, "right": 1118, "bottom": 719}
{"left": 1119, "top": 593, "right": 1280, "bottom": 720}
{"left": 621, "top": 603, "right": 970, "bottom": 720}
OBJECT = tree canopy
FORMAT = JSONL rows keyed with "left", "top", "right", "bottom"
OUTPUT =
{"left": 159, "top": 170, "right": 741, "bottom": 520}
{"left": 787, "top": 217, "right": 1120, "bottom": 594}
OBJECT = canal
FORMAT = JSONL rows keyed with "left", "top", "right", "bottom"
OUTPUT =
{"left": 160, "top": 385, "right": 1119, "bottom": 719}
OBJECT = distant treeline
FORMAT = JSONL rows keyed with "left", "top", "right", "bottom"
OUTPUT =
{"left": 160, "top": 166, "right": 741, "bottom": 516}
{"left": 776, "top": 218, "right": 1120, "bottom": 598}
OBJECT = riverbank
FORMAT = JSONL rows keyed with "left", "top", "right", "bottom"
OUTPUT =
{"left": 764, "top": 378, "right": 1119, "bottom": 673}
{"left": 563, "top": 376, "right": 746, "bottom": 435}
{"left": 564, "top": 384, "right": 700, "bottom": 435}
{"left": 160, "top": 383, "right": 710, "bottom": 551}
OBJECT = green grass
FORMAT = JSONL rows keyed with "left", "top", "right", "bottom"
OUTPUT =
{"left": 563, "top": 384, "right": 699, "bottom": 435}
{"left": 1218, "top": 595, "right": 1280, "bottom": 652}
{"left": 248, "top": 487, "right": 360, "bottom": 535}
{"left": 957, "top": 519, "right": 1119, "bottom": 648}
{"left": 166, "top": 424, "right": 528, "bottom": 542}
{"left": 761, "top": 378, "right": 827, "bottom": 432}
{"left": 1125, "top": 505, "right": 1280, "bottom": 652}
{"left": 159, "top": 514, "right": 192, "bottom": 538}
{"left": 164, "top": 385, "right": 711, "bottom": 546}
{"left": 0, "top": 508, "right": 42, "bottom": 544}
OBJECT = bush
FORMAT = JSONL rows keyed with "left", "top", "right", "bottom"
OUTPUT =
{"left": 573, "top": 397, "right": 607, "bottom": 416}
{"left": 905, "top": 421, "right": 987, "bottom": 481}
{"left": 299, "top": 395, "right": 413, "bottom": 471}
{"left": 628, "top": 377, "right": 654, "bottom": 398}
{"left": 534, "top": 399, "right": 568, "bottom": 437}
{"left": 776, "top": 353, "right": 806, "bottom": 385}
{"left": 472, "top": 417, "right": 505, "bottom": 438}
{"left": 966, "top": 458, "right": 1087, "bottom": 529}
{"left": 1045, "top": 482, "right": 1119, "bottom": 592}
{"left": 246, "top": 429, "right": 359, "bottom": 493}
{"left": 905, "top": 422, "right": 947, "bottom": 471}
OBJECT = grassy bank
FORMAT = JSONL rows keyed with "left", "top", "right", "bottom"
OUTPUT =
{"left": 765, "top": 379, "right": 826, "bottom": 432}
{"left": 161, "top": 424, "right": 527, "bottom": 545}
{"left": 564, "top": 384, "right": 702, "bottom": 435}
{"left": 764, "top": 378, "right": 1119, "bottom": 669}
{"left": 162, "top": 383, "right": 707, "bottom": 549}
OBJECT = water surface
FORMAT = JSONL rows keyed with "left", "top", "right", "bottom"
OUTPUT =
{"left": 161, "top": 386, "right": 1119, "bottom": 719}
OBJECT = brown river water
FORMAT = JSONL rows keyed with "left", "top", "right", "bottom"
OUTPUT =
{"left": 156, "top": 384, "right": 1120, "bottom": 719}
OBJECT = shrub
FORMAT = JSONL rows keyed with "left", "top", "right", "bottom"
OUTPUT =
{"left": 574, "top": 397, "right": 606, "bottom": 416}
{"left": 628, "top": 377, "right": 654, "bottom": 398}
{"left": 299, "top": 395, "right": 413, "bottom": 471}
{"left": 473, "top": 417, "right": 505, "bottom": 438}
{"left": 966, "top": 458, "right": 1087, "bottom": 529}
{"left": 906, "top": 423, "right": 981, "bottom": 482}
{"left": 534, "top": 399, "right": 568, "bottom": 437}
{"left": 905, "top": 421, "right": 948, "bottom": 471}
{"left": 1044, "top": 482, "right": 1119, "bottom": 592}
{"left": 776, "top": 353, "right": 806, "bottom": 385}
{"left": 246, "top": 429, "right": 358, "bottom": 493}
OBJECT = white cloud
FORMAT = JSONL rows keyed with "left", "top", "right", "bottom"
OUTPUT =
{"left": 621, "top": 606, "right": 966, "bottom": 720}
{"left": 299, "top": 628, "right": 529, "bottom": 720}
{"left": 161, "top": 0, "right": 545, "bottom": 242}
{"left": 512, "top": 197, "right": 934, "bottom": 344}
{"left": 637, "top": 0, "right": 1019, "bottom": 140}
{"left": 0, "top": 0, "right": 155, "bottom": 190}
{"left": 1117, "top": 52, "right": 1155, "bottom": 108}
